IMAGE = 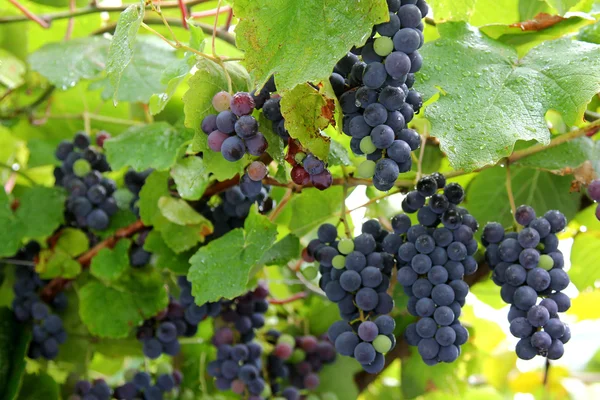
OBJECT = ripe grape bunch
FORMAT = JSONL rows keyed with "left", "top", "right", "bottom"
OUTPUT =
{"left": 113, "top": 369, "right": 183, "bottom": 400}
{"left": 11, "top": 242, "right": 69, "bottom": 360}
{"left": 122, "top": 168, "right": 153, "bottom": 217}
{"left": 202, "top": 91, "right": 269, "bottom": 162}
{"left": 254, "top": 77, "right": 334, "bottom": 191}
{"left": 331, "top": 0, "right": 429, "bottom": 190}
{"left": 483, "top": 206, "right": 571, "bottom": 360}
{"left": 389, "top": 175, "right": 478, "bottom": 365}
{"left": 54, "top": 132, "right": 118, "bottom": 231}
{"left": 307, "top": 220, "right": 397, "bottom": 373}
{"left": 266, "top": 330, "right": 336, "bottom": 397}
{"left": 137, "top": 276, "right": 221, "bottom": 359}
{"left": 588, "top": 179, "right": 600, "bottom": 221}
{"left": 128, "top": 228, "right": 152, "bottom": 268}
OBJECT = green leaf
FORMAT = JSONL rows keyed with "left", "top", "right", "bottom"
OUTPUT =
{"left": 315, "top": 356, "right": 361, "bottom": 399}
{"left": 90, "top": 239, "right": 131, "bottom": 282}
{"left": 155, "top": 221, "right": 207, "bottom": 254}
{"left": 470, "top": 0, "right": 520, "bottom": 26}
{"left": 79, "top": 270, "right": 168, "bottom": 338}
{"left": 0, "top": 307, "right": 29, "bottom": 400}
{"left": 183, "top": 59, "right": 252, "bottom": 180}
{"left": 105, "top": 122, "right": 194, "bottom": 171}
{"left": 570, "top": 232, "right": 600, "bottom": 291}
{"left": 28, "top": 37, "right": 110, "bottom": 89}
{"left": 426, "top": 0, "right": 476, "bottom": 22}
{"left": 171, "top": 156, "right": 210, "bottom": 200}
{"left": 0, "top": 49, "right": 26, "bottom": 89}
{"left": 259, "top": 234, "right": 300, "bottom": 265}
{"left": 16, "top": 373, "right": 59, "bottom": 400}
{"left": 568, "top": 289, "right": 600, "bottom": 320}
{"left": 149, "top": 23, "right": 205, "bottom": 115}
{"left": 139, "top": 171, "right": 171, "bottom": 226}
{"left": 514, "top": 137, "right": 599, "bottom": 171}
{"left": 0, "top": 190, "right": 24, "bottom": 258}
{"left": 285, "top": 186, "right": 344, "bottom": 237}
{"left": 545, "top": 0, "right": 580, "bottom": 13}
{"left": 234, "top": 0, "right": 389, "bottom": 92}
{"left": 280, "top": 83, "right": 333, "bottom": 161}
{"left": 54, "top": 228, "right": 89, "bottom": 257}
{"left": 15, "top": 186, "right": 65, "bottom": 239}
{"left": 465, "top": 166, "right": 581, "bottom": 229}
{"left": 470, "top": 279, "right": 505, "bottom": 309}
{"left": 328, "top": 139, "right": 352, "bottom": 167}
{"left": 418, "top": 22, "right": 600, "bottom": 171}
{"left": 144, "top": 230, "right": 193, "bottom": 274}
{"left": 106, "top": 1, "right": 145, "bottom": 104}
{"left": 578, "top": 20, "right": 600, "bottom": 44}
{"left": 158, "top": 196, "right": 211, "bottom": 226}
{"left": 519, "top": 0, "right": 552, "bottom": 20}
{"left": 257, "top": 111, "right": 286, "bottom": 165}
{"left": 36, "top": 249, "right": 81, "bottom": 279}
{"left": 188, "top": 207, "right": 277, "bottom": 304}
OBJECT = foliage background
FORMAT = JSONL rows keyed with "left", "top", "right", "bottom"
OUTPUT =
{"left": 1, "top": 0, "right": 600, "bottom": 399}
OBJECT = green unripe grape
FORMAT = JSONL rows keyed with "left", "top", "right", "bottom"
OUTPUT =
{"left": 302, "top": 265, "right": 318, "bottom": 280}
{"left": 156, "top": 362, "right": 172, "bottom": 376}
{"left": 356, "top": 160, "right": 376, "bottom": 178}
{"left": 373, "top": 335, "right": 392, "bottom": 353}
{"left": 337, "top": 238, "right": 355, "bottom": 255}
{"left": 360, "top": 136, "right": 376, "bottom": 154}
{"left": 305, "top": 395, "right": 320, "bottom": 400}
{"left": 332, "top": 255, "right": 346, "bottom": 270}
{"left": 321, "top": 393, "right": 339, "bottom": 400}
{"left": 114, "top": 188, "right": 135, "bottom": 210}
{"left": 180, "top": 389, "right": 195, "bottom": 400}
{"left": 73, "top": 159, "right": 91, "bottom": 177}
{"left": 278, "top": 334, "right": 296, "bottom": 347}
{"left": 295, "top": 152, "right": 307, "bottom": 164}
{"left": 261, "top": 383, "right": 272, "bottom": 398}
{"left": 374, "top": 36, "right": 394, "bottom": 57}
{"left": 290, "top": 348, "right": 306, "bottom": 363}
{"left": 538, "top": 254, "right": 554, "bottom": 271}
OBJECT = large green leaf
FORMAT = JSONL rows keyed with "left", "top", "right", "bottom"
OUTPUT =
{"left": 514, "top": 137, "right": 600, "bottom": 172}
{"left": 90, "top": 239, "right": 131, "bottom": 282}
{"left": 0, "top": 190, "right": 24, "bottom": 258}
{"left": 105, "top": 122, "right": 194, "bottom": 171}
{"left": 0, "top": 308, "right": 29, "bottom": 400}
{"left": 16, "top": 373, "right": 58, "bottom": 400}
{"left": 188, "top": 207, "right": 277, "bottom": 304}
{"left": 545, "top": 0, "right": 580, "bottom": 13}
{"left": 280, "top": 83, "right": 333, "bottom": 161}
{"left": 106, "top": 1, "right": 145, "bottom": 104}
{"left": 28, "top": 37, "right": 110, "bottom": 89}
{"left": 234, "top": 0, "right": 389, "bottom": 92}
{"left": 79, "top": 270, "right": 168, "bottom": 338}
{"left": 15, "top": 186, "right": 65, "bottom": 239}
{"left": 283, "top": 186, "right": 344, "bottom": 237}
{"left": 171, "top": 156, "right": 210, "bottom": 200}
{"left": 578, "top": 20, "right": 600, "bottom": 44}
{"left": 519, "top": 0, "right": 552, "bottom": 20}
{"left": 418, "top": 22, "right": 600, "bottom": 171}
{"left": 465, "top": 166, "right": 581, "bottom": 229}
{"left": 183, "top": 59, "right": 252, "bottom": 180}
{"left": 427, "top": 0, "right": 476, "bottom": 22}
{"left": 570, "top": 232, "right": 600, "bottom": 291}
{"left": 144, "top": 230, "right": 193, "bottom": 274}
{"left": 259, "top": 234, "right": 301, "bottom": 265}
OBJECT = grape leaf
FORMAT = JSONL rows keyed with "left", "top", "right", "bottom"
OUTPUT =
{"left": 514, "top": 137, "right": 600, "bottom": 171}
{"left": 183, "top": 59, "right": 252, "bottom": 180}
{"left": 259, "top": 234, "right": 300, "bottom": 265}
{"left": 54, "top": 228, "right": 89, "bottom": 257}
{"left": 158, "top": 196, "right": 210, "bottom": 226}
{"left": 418, "top": 22, "right": 600, "bottom": 171}
{"left": 171, "top": 156, "right": 210, "bottom": 200}
{"left": 106, "top": 1, "right": 145, "bottom": 104}
{"left": 283, "top": 186, "right": 344, "bottom": 237}
{"left": 578, "top": 20, "right": 600, "bottom": 44}
{"left": 280, "top": 83, "right": 334, "bottom": 161}
{"left": 519, "top": 0, "right": 552, "bottom": 21}
{"left": 329, "top": 139, "right": 352, "bottom": 167}
{"left": 188, "top": 207, "right": 277, "bottom": 304}
{"left": 568, "top": 290, "right": 600, "bottom": 321}
{"left": 149, "top": 23, "right": 206, "bottom": 115}
{"left": 15, "top": 186, "right": 65, "bottom": 239}
{"left": 465, "top": 166, "right": 581, "bottom": 229}
{"left": 0, "top": 190, "right": 24, "bottom": 258}
{"left": 90, "top": 239, "right": 131, "bottom": 282}
{"left": 138, "top": 171, "right": 171, "bottom": 226}
{"left": 16, "top": 373, "right": 59, "bottom": 400}
{"left": 28, "top": 37, "right": 109, "bottom": 89}
{"left": 256, "top": 111, "right": 286, "bottom": 165}
{"left": 144, "top": 230, "right": 193, "bottom": 274}
{"left": 79, "top": 270, "right": 168, "bottom": 338}
{"left": 0, "top": 49, "right": 25, "bottom": 89}
{"left": 36, "top": 249, "right": 81, "bottom": 279}
{"left": 569, "top": 232, "right": 600, "bottom": 291}
{"left": 545, "top": 0, "right": 580, "bottom": 13}
{"left": 105, "top": 122, "right": 194, "bottom": 171}
{"left": 234, "top": 0, "right": 389, "bottom": 92}
{"left": 0, "top": 307, "right": 29, "bottom": 400}
{"left": 427, "top": 0, "right": 476, "bottom": 21}
{"left": 315, "top": 356, "right": 362, "bottom": 399}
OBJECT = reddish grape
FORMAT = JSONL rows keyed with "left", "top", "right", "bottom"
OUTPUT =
{"left": 274, "top": 343, "right": 293, "bottom": 360}
{"left": 247, "top": 161, "right": 267, "bottom": 182}
{"left": 291, "top": 165, "right": 310, "bottom": 185}
{"left": 301, "top": 247, "right": 314, "bottom": 262}
{"left": 311, "top": 170, "right": 333, "bottom": 190}
{"left": 300, "top": 336, "right": 318, "bottom": 352}
{"left": 95, "top": 131, "right": 111, "bottom": 148}
{"left": 245, "top": 133, "right": 269, "bottom": 156}
{"left": 230, "top": 92, "right": 256, "bottom": 116}
{"left": 303, "top": 373, "right": 320, "bottom": 390}
{"left": 231, "top": 379, "right": 246, "bottom": 394}
{"left": 596, "top": 204, "right": 600, "bottom": 221}
{"left": 212, "top": 91, "right": 232, "bottom": 112}
{"left": 207, "top": 131, "right": 230, "bottom": 152}
{"left": 589, "top": 179, "right": 600, "bottom": 202}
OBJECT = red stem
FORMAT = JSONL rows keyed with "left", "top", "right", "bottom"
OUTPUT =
{"left": 7, "top": 0, "right": 50, "bottom": 28}
{"left": 224, "top": 7, "right": 233, "bottom": 30}
{"left": 269, "top": 292, "right": 307, "bottom": 305}
{"left": 177, "top": 0, "right": 189, "bottom": 30}
{"left": 190, "top": 5, "right": 231, "bottom": 19}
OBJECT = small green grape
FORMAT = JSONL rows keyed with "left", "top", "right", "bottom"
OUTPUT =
{"left": 332, "top": 255, "right": 346, "bottom": 269}
{"left": 321, "top": 392, "right": 339, "bottom": 400}
{"left": 180, "top": 389, "right": 195, "bottom": 400}
{"left": 114, "top": 188, "right": 135, "bottom": 209}
{"left": 538, "top": 254, "right": 554, "bottom": 271}
{"left": 278, "top": 334, "right": 296, "bottom": 347}
{"left": 360, "top": 137, "right": 377, "bottom": 154}
{"left": 156, "top": 362, "right": 172, "bottom": 376}
{"left": 373, "top": 335, "right": 392, "bottom": 353}
{"left": 305, "top": 395, "right": 320, "bottom": 400}
{"left": 338, "top": 238, "right": 355, "bottom": 255}
{"left": 302, "top": 265, "right": 318, "bottom": 280}
{"left": 295, "top": 151, "right": 307, "bottom": 164}
{"left": 290, "top": 348, "right": 306, "bottom": 363}
{"left": 374, "top": 36, "right": 394, "bottom": 57}
{"left": 261, "top": 383, "right": 272, "bottom": 398}
{"left": 356, "top": 160, "right": 376, "bottom": 178}
{"left": 73, "top": 159, "right": 91, "bottom": 177}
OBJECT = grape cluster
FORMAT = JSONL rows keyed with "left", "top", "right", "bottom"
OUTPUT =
{"left": 129, "top": 229, "right": 152, "bottom": 268}
{"left": 123, "top": 168, "right": 153, "bottom": 216}
{"left": 11, "top": 242, "right": 69, "bottom": 360}
{"left": 69, "top": 379, "right": 112, "bottom": 400}
{"left": 217, "top": 283, "right": 270, "bottom": 343}
{"left": 54, "top": 132, "right": 118, "bottom": 231}
{"left": 389, "top": 176, "right": 477, "bottom": 364}
{"left": 307, "top": 220, "right": 396, "bottom": 372}
{"left": 266, "top": 331, "right": 336, "bottom": 397}
{"left": 331, "top": 0, "right": 429, "bottom": 190}
{"left": 588, "top": 179, "right": 600, "bottom": 221}
{"left": 202, "top": 91, "right": 268, "bottom": 161}
{"left": 113, "top": 369, "right": 182, "bottom": 400}
{"left": 136, "top": 276, "right": 220, "bottom": 359}
{"left": 483, "top": 206, "right": 571, "bottom": 360}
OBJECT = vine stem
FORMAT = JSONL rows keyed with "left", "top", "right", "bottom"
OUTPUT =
{"left": 505, "top": 161, "right": 517, "bottom": 217}
{"left": 269, "top": 188, "right": 293, "bottom": 221}
{"left": 415, "top": 128, "right": 429, "bottom": 182}
{"left": 64, "top": 0, "right": 76, "bottom": 40}
{"left": 346, "top": 188, "right": 402, "bottom": 214}
{"left": 191, "top": 5, "right": 231, "bottom": 19}
{"left": 176, "top": 0, "right": 189, "bottom": 30}
{"left": 7, "top": 0, "right": 49, "bottom": 28}
{"left": 339, "top": 167, "right": 353, "bottom": 238}
{"left": 269, "top": 292, "right": 307, "bottom": 305}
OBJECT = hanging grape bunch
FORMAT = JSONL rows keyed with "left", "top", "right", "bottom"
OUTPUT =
{"left": 54, "top": 132, "right": 118, "bottom": 230}
{"left": 483, "top": 206, "right": 571, "bottom": 360}
{"left": 331, "top": 0, "right": 428, "bottom": 191}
